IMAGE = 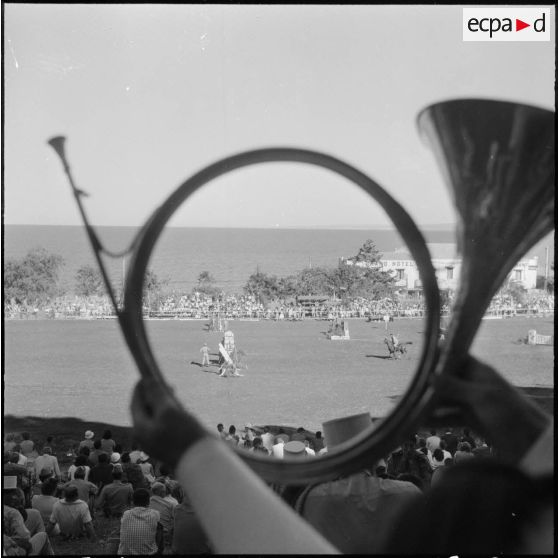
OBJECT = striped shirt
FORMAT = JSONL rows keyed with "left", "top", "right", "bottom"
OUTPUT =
{"left": 118, "top": 506, "right": 160, "bottom": 555}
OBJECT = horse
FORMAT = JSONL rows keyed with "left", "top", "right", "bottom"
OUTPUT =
{"left": 384, "top": 337, "right": 412, "bottom": 359}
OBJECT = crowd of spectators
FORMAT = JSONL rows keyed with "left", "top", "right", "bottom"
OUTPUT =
{"left": 5, "top": 289, "right": 554, "bottom": 321}
{"left": 3, "top": 422, "right": 497, "bottom": 556}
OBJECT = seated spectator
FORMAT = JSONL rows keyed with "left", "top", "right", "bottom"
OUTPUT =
{"left": 428, "top": 448, "right": 446, "bottom": 470}
{"left": 100, "top": 430, "right": 116, "bottom": 455}
{"left": 110, "top": 452, "right": 121, "bottom": 469}
{"left": 89, "top": 453, "right": 113, "bottom": 490}
{"left": 4, "top": 433, "right": 17, "bottom": 453}
{"left": 19, "top": 433, "right": 35, "bottom": 458}
{"left": 118, "top": 488, "right": 163, "bottom": 555}
{"left": 274, "top": 428, "right": 290, "bottom": 445}
{"left": 4, "top": 452, "right": 29, "bottom": 486}
{"left": 88, "top": 439, "right": 107, "bottom": 467}
{"left": 31, "top": 478, "right": 60, "bottom": 534}
{"left": 128, "top": 443, "right": 142, "bottom": 465}
{"left": 95, "top": 469, "right": 133, "bottom": 518}
{"left": 438, "top": 439, "right": 452, "bottom": 461}
{"left": 137, "top": 452, "right": 156, "bottom": 484}
{"left": 120, "top": 452, "right": 148, "bottom": 490}
{"left": 31, "top": 468, "right": 55, "bottom": 497}
{"left": 149, "top": 481, "right": 176, "bottom": 547}
{"left": 295, "top": 414, "right": 422, "bottom": 553}
{"left": 66, "top": 455, "right": 91, "bottom": 482}
{"left": 454, "top": 441, "right": 475, "bottom": 464}
{"left": 430, "top": 457, "right": 453, "bottom": 487}
{"left": 33, "top": 448, "right": 60, "bottom": 481}
{"left": 460, "top": 427, "right": 476, "bottom": 449}
{"left": 47, "top": 485, "right": 96, "bottom": 541}
{"left": 154, "top": 464, "right": 183, "bottom": 504}
{"left": 387, "top": 437, "right": 433, "bottom": 487}
{"left": 472, "top": 438, "right": 492, "bottom": 458}
{"left": 4, "top": 488, "right": 45, "bottom": 537}
{"left": 252, "top": 437, "right": 269, "bottom": 455}
{"left": 63, "top": 467, "right": 97, "bottom": 511}
{"left": 271, "top": 438, "right": 285, "bottom": 458}
{"left": 3, "top": 489, "right": 54, "bottom": 556}
{"left": 416, "top": 437, "right": 428, "bottom": 456}
{"left": 78, "top": 430, "right": 95, "bottom": 452}
{"left": 172, "top": 492, "right": 212, "bottom": 554}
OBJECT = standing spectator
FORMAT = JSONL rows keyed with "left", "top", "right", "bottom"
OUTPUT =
{"left": 88, "top": 440, "right": 107, "bottom": 467}
{"left": 149, "top": 482, "right": 176, "bottom": 548}
{"left": 260, "top": 427, "right": 275, "bottom": 454}
{"left": 441, "top": 428, "right": 459, "bottom": 455}
{"left": 31, "top": 478, "right": 61, "bottom": 533}
{"left": 138, "top": 452, "right": 156, "bottom": 484}
{"left": 431, "top": 458, "right": 453, "bottom": 487}
{"left": 110, "top": 452, "right": 122, "bottom": 469}
{"left": 312, "top": 431, "right": 325, "bottom": 453}
{"left": 46, "top": 485, "right": 96, "bottom": 541}
{"left": 472, "top": 438, "right": 492, "bottom": 459}
{"left": 428, "top": 448, "right": 446, "bottom": 470}
{"left": 216, "top": 424, "right": 226, "bottom": 440}
{"left": 95, "top": 469, "right": 133, "bottom": 518}
{"left": 78, "top": 431, "right": 95, "bottom": 452}
{"left": 118, "top": 488, "right": 163, "bottom": 555}
{"left": 425, "top": 429, "right": 441, "bottom": 453}
{"left": 100, "top": 430, "right": 116, "bottom": 455}
{"left": 291, "top": 427, "right": 307, "bottom": 442}
{"left": 89, "top": 453, "right": 113, "bottom": 490}
{"left": 224, "top": 425, "right": 240, "bottom": 448}
{"left": 33, "top": 448, "right": 60, "bottom": 481}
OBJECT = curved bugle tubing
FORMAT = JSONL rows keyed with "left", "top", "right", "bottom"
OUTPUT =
{"left": 417, "top": 100, "right": 554, "bottom": 376}
{"left": 47, "top": 97, "right": 554, "bottom": 485}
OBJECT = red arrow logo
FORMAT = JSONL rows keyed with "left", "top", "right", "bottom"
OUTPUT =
{"left": 516, "top": 18, "right": 530, "bottom": 31}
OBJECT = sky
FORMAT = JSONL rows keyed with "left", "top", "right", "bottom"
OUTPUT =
{"left": 2, "top": 4, "right": 556, "bottom": 229}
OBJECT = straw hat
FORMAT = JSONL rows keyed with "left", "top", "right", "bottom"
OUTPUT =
{"left": 322, "top": 412, "right": 373, "bottom": 450}
{"left": 84, "top": 430, "right": 94, "bottom": 440}
{"left": 138, "top": 451, "right": 150, "bottom": 462}
{"left": 110, "top": 452, "right": 121, "bottom": 463}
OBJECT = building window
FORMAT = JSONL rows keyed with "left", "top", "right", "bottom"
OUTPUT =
{"left": 514, "top": 269, "right": 522, "bottom": 281}
{"left": 397, "top": 269, "right": 405, "bottom": 280}
{"left": 446, "top": 267, "right": 454, "bottom": 280}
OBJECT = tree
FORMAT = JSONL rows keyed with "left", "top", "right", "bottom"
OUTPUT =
{"left": 75, "top": 265, "right": 104, "bottom": 297}
{"left": 194, "top": 271, "right": 219, "bottom": 297}
{"left": 294, "top": 267, "right": 333, "bottom": 296}
{"left": 352, "top": 239, "right": 383, "bottom": 267}
{"left": 244, "top": 270, "right": 279, "bottom": 303}
{"left": 143, "top": 269, "right": 168, "bottom": 311}
{"left": 4, "top": 247, "right": 65, "bottom": 305}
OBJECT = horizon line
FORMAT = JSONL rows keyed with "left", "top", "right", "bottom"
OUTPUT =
{"left": 4, "top": 222, "right": 458, "bottom": 230}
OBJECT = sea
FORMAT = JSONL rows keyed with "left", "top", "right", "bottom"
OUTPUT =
{"left": 3, "top": 224, "right": 460, "bottom": 295}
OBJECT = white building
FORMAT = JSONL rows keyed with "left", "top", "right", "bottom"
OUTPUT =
{"left": 342, "top": 243, "right": 538, "bottom": 292}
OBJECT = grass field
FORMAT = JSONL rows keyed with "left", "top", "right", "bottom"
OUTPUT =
{"left": 3, "top": 314, "right": 553, "bottom": 556}
{"left": 4, "top": 315, "right": 553, "bottom": 432}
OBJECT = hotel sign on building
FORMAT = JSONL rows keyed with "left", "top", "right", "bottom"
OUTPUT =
{"left": 342, "top": 243, "right": 538, "bottom": 292}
